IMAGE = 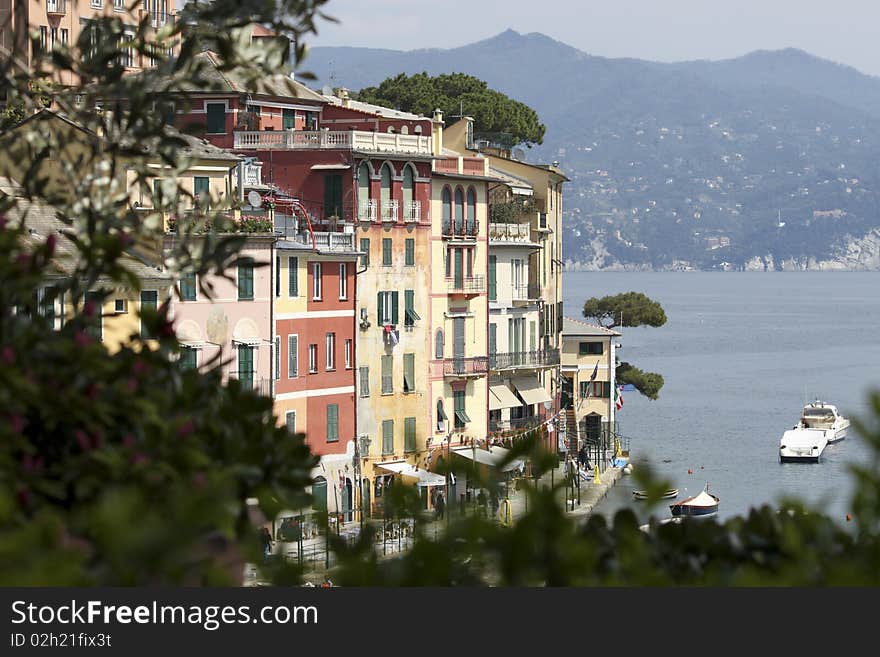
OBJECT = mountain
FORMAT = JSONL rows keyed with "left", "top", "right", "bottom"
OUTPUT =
{"left": 303, "top": 31, "right": 880, "bottom": 270}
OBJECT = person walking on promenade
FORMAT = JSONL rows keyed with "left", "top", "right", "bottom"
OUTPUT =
{"left": 435, "top": 492, "right": 445, "bottom": 520}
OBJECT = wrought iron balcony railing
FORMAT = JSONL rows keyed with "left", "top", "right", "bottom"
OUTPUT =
{"left": 489, "top": 348, "right": 560, "bottom": 371}
{"left": 443, "top": 357, "right": 489, "bottom": 377}
{"left": 446, "top": 274, "right": 485, "bottom": 295}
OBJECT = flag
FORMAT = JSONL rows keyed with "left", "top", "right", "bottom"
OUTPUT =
{"left": 615, "top": 385, "right": 624, "bottom": 410}
{"left": 589, "top": 362, "right": 598, "bottom": 382}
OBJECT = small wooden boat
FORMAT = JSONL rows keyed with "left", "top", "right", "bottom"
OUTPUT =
{"left": 632, "top": 488, "right": 679, "bottom": 500}
{"left": 669, "top": 486, "right": 719, "bottom": 517}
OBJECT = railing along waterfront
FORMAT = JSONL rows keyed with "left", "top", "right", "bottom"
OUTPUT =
{"left": 233, "top": 129, "right": 432, "bottom": 155}
{"left": 489, "top": 348, "right": 560, "bottom": 370}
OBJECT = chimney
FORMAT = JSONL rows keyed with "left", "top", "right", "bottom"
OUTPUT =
{"left": 433, "top": 108, "right": 444, "bottom": 123}
{"left": 336, "top": 87, "right": 351, "bottom": 108}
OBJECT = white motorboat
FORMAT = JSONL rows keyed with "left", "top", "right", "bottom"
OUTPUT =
{"left": 779, "top": 401, "right": 850, "bottom": 463}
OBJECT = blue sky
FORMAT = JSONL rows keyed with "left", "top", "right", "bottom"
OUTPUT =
{"left": 308, "top": 0, "right": 880, "bottom": 76}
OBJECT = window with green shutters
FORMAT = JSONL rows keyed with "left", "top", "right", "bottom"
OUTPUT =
{"left": 382, "top": 419, "right": 394, "bottom": 455}
{"left": 488, "top": 255, "right": 497, "bottom": 301}
{"left": 382, "top": 238, "right": 392, "bottom": 266}
{"left": 602, "top": 381, "right": 611, "bottom": 398}
{"left": 288, "top": 335, "right": 298, "bottom": 378}
{"left": 454, "top": 390, "right": 470, "bottom": 429}
{"left": 579, "top": 341, "right": 603, "bottom": 355}
{"left": 84, "top": 291, "right": 103, "bottom": 341}
{"left": 403, "top": 353, "right": 415, "bottom": 393}
{"left": 180, "top": 273, "right": 196, "bottom": 301}
{"left": 489, "top": 323, "right": 496, "bottom": 356}
{"left": 377, "top": 291, "right": 398, "bottom": 325}
{"left": 404, "top": 417, "right": 416, "bottom": 453}
{"left": 274, "top": 336, "right": 280, "bottom": 380}
{"left": 194, "top": 176, "right": 210, "bottom": 207}
{"left": 180, "top": 347, "right": 197, "bottom": 370}
{"left": 38, "top": 286, "right": 56, "bottom": 325}
{"left": 404, "top": 289, "right": 420, "bottom": 327}
{"left": 237, "top": 345, "right": 254, "bottom": 390}
{"left": 140, "top": 290, "right": 157, "bottom": 338}
{"left": 288, "top": 257, "right": 298, "bottom": 297}
{"left": 405, "top": 238, "right": 414, "bottom": 266}
{"left": 286, "top": 411, "right": 296, "bottom": 434}
{"left": 359, "top": 366, "right": 370, "bottom": 397}
{"left": 282, "top": 108, "right": 295, "bottom": 130}
{"left": 324, "top": 174, "right": 343, "bottom": 219}
{"left": 381, "top": 355, "right": 393, "bottom": 394}
{"left": 326, "top": 404, "right": 339, "bottom": 442}
{"left": 275, "top": 256, "right": 281, "bottom": 297}
{"left": 238, "top": 259, "right": 254, "bottom": 300}
{"left": 205, "top": 103, "right": 225, "bottom": 134}
{"left": 360, "top": 238, "right": 370, "bottom": 268}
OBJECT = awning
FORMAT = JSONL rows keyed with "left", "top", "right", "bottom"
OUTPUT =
{"left": 310, "top": 164, "right": 351, "bottom": 170}
{"left": 375, "top": 461, "right": 446, "bottom": 487}
{"left": 232, "top": 338, "right": 263, "bottom": 347}
{"left": 490, "top": 384, "right": 522, "bottom": 411}
{"left": 451, "top": 446, "right": 525, "bottom": 472}
{"left": 511, "top": 376, "right": 552, "bottom": 406}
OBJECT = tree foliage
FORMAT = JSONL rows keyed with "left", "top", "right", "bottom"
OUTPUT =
{"left": 583, "top": 291, "right": 667, "bottom": 329}
{"left": 616, "top": 362, "right": 664, "bottom": 400}
{"left": 355, "top": 72, "right": 546, "bottom": 146}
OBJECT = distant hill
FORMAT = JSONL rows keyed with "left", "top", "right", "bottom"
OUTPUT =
{"left": 304, "top": 31, "right": 880, "bottom": 270}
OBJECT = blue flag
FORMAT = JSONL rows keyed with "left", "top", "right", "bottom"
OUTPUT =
{"left": 589, "top": 362, "right": 598, "bottom": 382}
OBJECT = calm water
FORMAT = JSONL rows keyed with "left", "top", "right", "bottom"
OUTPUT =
{"left": 562, "top": 272, "right": 880, "bottom": 524}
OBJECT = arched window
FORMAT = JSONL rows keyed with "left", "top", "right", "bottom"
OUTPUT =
{"left": 454, "top": 188, "right": 464, "bottom": 233}
{"left": 357, "top": 162, "right": 371, "bottom": 221}
{"left": 402, "top": 165, "right": 415, "bottom": 219}
{"left": 380, "top": 163, "right": 393, "bottom": 221}
{"left": 387, "top": 126, "right": 395, "bottom": 133}
{"left": 466, "top": 187, "right": 476, "bottom": 232}
{"left": 435, "top": 329, "right": 444, "bottom": 359}
{"left": 441, "top": 187, "right": 451, "bottom": 232}
{"left": 401, "top": 125, "right": 409, "bottom": 135}
{"left": 414, "top": 125, "right": 423, "bottom": 134}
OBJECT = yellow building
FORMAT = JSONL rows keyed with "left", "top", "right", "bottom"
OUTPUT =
{"left": 561, "top": 317, "right": 620, "bottom": 465}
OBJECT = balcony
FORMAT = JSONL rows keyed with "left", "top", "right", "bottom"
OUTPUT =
{"left": 511, "top": 282, "right": 543, "bottom": 303}
{"left": 489, "top": 222, "right": 534, "bottom": 243}
{"left": 228, "top": 376, "right": 273, "bottom": 397}
{"left": 381, "top": 199, "right": 398, "bottom": 223}
{"left": 433, "top": 155, "right": 488, "bottom": 176}
{"left": 443, "top": 357, "right": 489, "bottom": 378}
{"left": 441, "top": 220, "right": 479, "bottom": 240}
{"left": 403, "top": 201, "right": 421, "bottom": 223}
{"left": 447, "top": 274, "right": 485, "bottom": 295}
{"left": 150, "top": 12, "right": 175, "bottom": 28}
{"left": 274, "top": 214, "right": 357, "bottom": 251}
{"left": 233, "top": 129, "right": 433, "bottom": 155}
{"left": 490, "top": 415, "right": 542, "bottom": 432}
{"left": 489, "top": 348, "right": 560, "bottom": 371}
{"left": 46, "top": 0, "right": 67, "bottom": 15}
{"left": 358, "top": 199, "right": 377, "bottom": 223}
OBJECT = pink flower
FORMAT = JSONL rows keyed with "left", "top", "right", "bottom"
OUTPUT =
{"left": 1, "top": 346, "right": 14, "bottom": 364}
{"left": 15, "top": 253, "right": 30, "bottom": 268}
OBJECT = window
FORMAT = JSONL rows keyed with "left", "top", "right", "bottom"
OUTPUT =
{"left": 581, "top": 381, "right": 611, "bottom": 398}
{"left": 380, "top": 164, "right": 392, "bottom": 219}
{"left": 286, "top": 411, "right": 296, "bottom": 434}
{"left": 339, "top": 262, "right": 348, "bottom": 299}
{"left": 84, "top": 291, "right": 103, "bottom": 341}
{"left": 454, "top": 390, "right": 470, "bottom": 429}
{"left": 206, "top": 103, "right": 225, "bottom": 134}
{"left": 140, "top": 291, "right": 158, "bottom": 338}
{"left": 288, "top": 257, "right": 298, "bottom": 297}
{"left": 441, "top": 187, "right": 451, "bottom": 231}
{"left": 382, "top": 238, "right": 392, "bottom": 266}
{"left": 382, "top": 420, "right": 394, "bottom": 455}
{"left": 579, "top": 341, "right": 604, "bottom": 355}
{"left": 282, "top": 108, "right": 295, "bottom": 130}
{"left": 360, "top": 238, "right": 370, "bottom": 268}
{"left": 466, "top": 187, "right": 476, "bottom": 230}
{"left": 308, "top": 344, "right": 318, "bottom": 373}
{"left": 435, "top": 330, "right": 444, "bottom": 359}
{"left": 324, "top": 174, "right": 343, "bottom": 219}
{"left": 60, "top": 29, "right": 68, "bottom": 46}
{"left": 357, "top": 162, "right": 371, "bottom": 220}
{"left": 436, "top": 399, "right": 447, "bottom": 432}
{"left": 238, "top": 259, "right": 254, "bottom": 300}
{"left": 377, "top": 291, "right": 398, "bottom": 326}
{"left": 288, "top": 335, "right": 298, "bottom": 378}
{"left": 50, "top": 27, "right": 57, "bottom": 50}
{"left": 312, "top": 262, "right": 322, "bottom": 300}
{"left": 194, "top": 177, "right": 210, "bottom": 207}
{"left": 381, "top": 355, "right": 393, "bottom": 394}
{"left": 326, "top": 333, "right": 335, "bottom": 370}
{"left": 275, "top": 336, "right": 281, "bottom": 380}
{"left": 405, "top": 417, "right": 416, "bottom": 453}
{"left": 454, "top": 188, "right": 464, "bottom": 232}
{"left": 404, "top": 290, "right": 420, "bottom": 327}
{"left": 326, "top": 404, "right": 339, "bottom": 442}
{"left": 345, "top": 339, "right": 352, "bottom": 369}
{"left": 405, "top": 238, "right": 415, "bottom": 266}
{"left": 275, "top": 256, "right": 281, "bottom": 297}
{"left": 91, "top": 0, "right": 102, "bottom": 8}
{"left": 37, "top": 286, "right": 56, "bottom": 325}
{"left": 359, "top": 366, "right": 370, "bottom": 397}
{"left": 403, "top": 353, "right": 415, "bottom": 393}
{"left": 37, "top": 26, "right": 47, "bottom": 56}
{"left": 114, "top": 298, "right": 127, "bottom": 314}
{"left": 237, "top": 345, "right": 254, "bottom": 391}
{"left": 180, "top": 347, "right": 198, "bottom": 371}
{"left": 114, "top": 0, "right": 123, "bottom": 9}
{"left": 488, "top": 255, "right": 497, "bottom": 301}
{"left": 489, "top": 323, "right": 496, "bottom": 355}
{"left": 180, "top": 273, "right": 196, "bottom": 301}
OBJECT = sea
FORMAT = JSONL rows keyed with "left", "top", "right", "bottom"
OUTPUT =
{"left": 561, "top": 271, "right": 880, "bottom": 524}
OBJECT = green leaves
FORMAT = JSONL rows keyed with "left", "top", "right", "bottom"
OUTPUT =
{"left": 616, "top": 362, "right": 665, "bottom": 400}
{"left": 582, "top": 291, "right": 667, "bottom": 329}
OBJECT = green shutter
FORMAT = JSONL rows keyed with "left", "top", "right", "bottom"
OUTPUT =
{"left": 288, "top": 257, "right": 298, "bottom": 296}
{"left": 382, "top": 419, "right": 394, "bottom": 454}
{"left": 327, "top": 404, "right": 339, "bottom": 442}
{"left": 382, "top": 238, "right": 392, "bottom": 266}
{"left": 603, "top": 381, "right": 611, "bottom": 398}
{"left": 404, "top": 289, "right": 420, "bottom": 326}
{"left": 324, "top": 174, "right": 342, "bottom": 219}
{"left": 404, "top": 417, "right": 416, "bottom": 453}
{"left": 360, "top": 366, "right": 370, "bottom": 397}
{"left": 238, "top": 260, "right": 254, "bottom": 300}
{"left": 283, "top": 108, "right": 295, "bottom": 130}
{"left": 140, "top": 290, "right": 158, "bottom": 338}
{"left": 206, "top": 103, "right": 225, "bottom": 134}
{"left": 275, "top": 336, "right": 280, "bottom": 380}
{"left": 391, "top": 292, "right": 399, "bottom": 325}
{"left": 377, "top": 291, "right": 384, "bottom": 324}
{"left": 238, "top": 346, "right": 254, "bottom": 390}
{"left": 180, "top": 348, "right": 197, "bottom": 370}
{"left": 489, "top": 323, "right": 496, "bottom": 355}
{"left": 180, "top": 273, "right": 196, "bottom": 301}
{"left": 382, "top": 355, "right": 392, "bottom": 394}
{"left": 488, "top": 255, "right": 497, "bottom": 301}
{"left": 288, "top": 335, "right": 298, "bottom": 378}
{"left": 406, "top": 238, "right": 415, "bottom": 265}
{"left": 403, "top": 353, "right": 414, "bottom": 393}
{"left": 360, "top": 238, "right": 370, "bottom": 267}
